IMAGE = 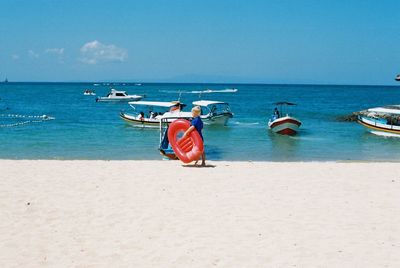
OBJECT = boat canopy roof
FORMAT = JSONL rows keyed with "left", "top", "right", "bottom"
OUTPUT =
{"left": 160, "top": 111, "right": 193, "bottom": 119}
{"left": 192, "top": 100, "right": 227, "bottom": 106}
{"left": 274, "top": 101, "right": 296, "bottom": 106}
{"left": 128, "top": 101, "right": 178, "bottom": 107}
{"left": 368, "top": 105, "right": 400, "bottom": 115}
{"left": 110, "top": 89, "right": 126, "bottom": 93}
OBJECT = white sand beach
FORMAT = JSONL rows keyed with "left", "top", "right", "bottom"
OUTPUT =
{"left": 1, "top": 160, "right": 399, "bottom": 267}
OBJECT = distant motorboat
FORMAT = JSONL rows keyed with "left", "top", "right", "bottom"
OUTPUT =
{"left": 192, "top": 88, "right": 238, "bottom": 94}
{"left": 395, "top": 74, "right": 400, "bottom": 81}
{"left": 223, "top": 88, "right": 238, "bottom": 92}
{"left": 96, "top": 89, "right": 144, "bottom": 102}
{"left": 357, "top": 105, "right": 400, "bottom": 136}
{"left": 83, "top": 89, "right": 96, "bottom": 95}
{"left": 268, "top": 102, "right": 301, "bottom": 135}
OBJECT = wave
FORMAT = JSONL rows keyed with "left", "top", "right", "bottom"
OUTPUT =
{"left": 159, "top": 90, "right": 180, "bottom": 93}
{"left": 232, "top": 121, "right": 260, "bottom": 126}
{"left": 159, "top": 88, "right": 238, "bottom": 94}
{"left": 370, "top": 131, "right": 400, "bottom": 138}
{"left": 288, "top": 136, "right": 326, "bottom": 141}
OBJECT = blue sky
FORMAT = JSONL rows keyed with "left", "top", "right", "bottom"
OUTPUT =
{"left": 0, "top": 0, "right": 399, "bottom": 84}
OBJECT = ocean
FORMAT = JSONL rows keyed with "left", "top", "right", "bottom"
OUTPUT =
{"left": 0, "top": 82, "right": 399, "bottom": 161}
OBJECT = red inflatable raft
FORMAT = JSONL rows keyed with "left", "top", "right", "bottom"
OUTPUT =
{"left": 168, "top": 119, "right": 204, "bottom": 163}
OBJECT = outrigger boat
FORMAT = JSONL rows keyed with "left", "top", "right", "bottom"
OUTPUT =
{"left": 192, "top": 100, "right": 233, "bottom": 126}
{"left": 120, "top": 101, "right": 186, "bottom": 128}
{"left": 357, "top": 105, "right": 400, "bottom": 136}
{"left": 158, "top": 111, "right": 193, "bottom": 160}
{"left": 96, "top": 89, "right": 144, "bottom": 102}
{"left": 268, "top": 102, "right": 302, "bottom": 135}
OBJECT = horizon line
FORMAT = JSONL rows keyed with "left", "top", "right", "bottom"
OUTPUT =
{"left": 1, "top": 80, "right": 399, "bottom": 87}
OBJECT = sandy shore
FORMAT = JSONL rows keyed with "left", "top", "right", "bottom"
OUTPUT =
{"left": 0, "top": 160, "right": 399, "bottom": 267}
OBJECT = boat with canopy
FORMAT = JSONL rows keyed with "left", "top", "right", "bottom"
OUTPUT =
{"left": 268, "top": 102, "right": 302, "bottom": 135}
{"left": 120, "top": 101, "right": 186, "bottom": 128}
{"left": 192, "top": 100, "right": 233, "bottom": 126}
{"left": 357, "top": 105, "right": 400, "bottom": 136}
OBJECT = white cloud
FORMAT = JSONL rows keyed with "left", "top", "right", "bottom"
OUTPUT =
{"left": 79, "top": 40, "right": 127, "bottom": 64}
{"left": 28, "top": 50, "right": 39, "bottom": 59}
{"left": 11, "top": 54, "right": 20, "bottom": 60}
{"left": 45, "top": 48, "right": 64, "bottom": 55}
{"left": 45, "top": 48, "right": 65, "bottom": 63}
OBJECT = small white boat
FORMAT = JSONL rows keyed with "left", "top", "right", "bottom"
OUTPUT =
{"left": 83, "top": 89, "right": 96, "bottom": 95}
{"left": 96, "top": 89, "right": 144, "bottom": 102}
{"left": 395, "top": 74, "right": 400, "bottom": 81}
{"left": 120, "top": 101, "right": 185, "bottom": 128}
{"left": 268, "top": 102, "right": 301, "bottom": 135}
{"left": 223, "top": 88, "right": 238, "bottom": 92}
{"left": 192, "top": 100, "right": 233, "bottom": 126}
{"left": 357, "top": 105, "right": 400, "bottom": 136}
{"left": 192, "top": 88, "right": 238, "bottom": 94}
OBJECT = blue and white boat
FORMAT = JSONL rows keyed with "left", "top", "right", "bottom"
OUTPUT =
{"left": 357, "top": 105, "right": 400, "bottom": 136}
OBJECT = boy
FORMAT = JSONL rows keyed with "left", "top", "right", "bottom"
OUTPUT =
{"left": 182, "top": 106, "right": 206, "bottom": 166}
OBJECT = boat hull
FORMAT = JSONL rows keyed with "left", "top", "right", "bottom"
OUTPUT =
{"left": 202, "top": 113, "right": 232, "bottom": 126}
{"left": 119, "top": 112, "right": 159, "bottom": 128}
{"left": 96, "top": 96, "right": 143, "bottom": 102}
{"left": 268, "top": 116, "right": 301, "bottom": 135}
{"left": 357, "top": 116, "right": 400, "bottom": 135}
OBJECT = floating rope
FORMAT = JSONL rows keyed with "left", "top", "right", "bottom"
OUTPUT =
{"left": 0, "top": 114, "right": 55, "bottom": 128}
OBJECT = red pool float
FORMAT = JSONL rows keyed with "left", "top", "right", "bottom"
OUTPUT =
{"left": 168, "top": 119, "right": 204, "bottom": 163}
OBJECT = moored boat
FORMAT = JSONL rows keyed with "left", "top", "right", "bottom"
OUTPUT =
{"left": 192, "top": 100, "right": 233, "bottom": 126}
{"left": 120, "top": 101, "right": 185, "bottom": 128}
{"left": 268, "top": 102, "right": 301, "bottom": 135}
{"left": 357, "top": 105, "right": 400, "bottom": 136}
{"left": 96, "top": 89, "right": 144, "bottom": 102}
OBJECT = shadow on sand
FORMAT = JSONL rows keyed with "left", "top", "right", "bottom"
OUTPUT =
{"left": 181, "top": 164, "right": 216, "bottom": 168}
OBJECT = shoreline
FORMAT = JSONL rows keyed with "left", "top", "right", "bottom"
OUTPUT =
{"left": 2, "top": 159, "right": 400, "bottom": 163}
{"left": 1, "top": 160, "right": 399, "bottom": 267}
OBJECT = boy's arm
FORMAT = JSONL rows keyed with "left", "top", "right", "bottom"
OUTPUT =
{"left": 182, "top": 126, "right": 195, "bottom": 138}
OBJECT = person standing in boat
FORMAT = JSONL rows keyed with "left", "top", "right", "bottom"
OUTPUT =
{"left": 182, "top": 106, "right": 206, "bottom": 166}
{"left": 170, "top": 101, "right": 182, "bottom": 112}
{"left": 273, "top": 107, "right": 280, "bottom": 119}
{"left": 138, "top": 111, "right": 145, "bottom": 121}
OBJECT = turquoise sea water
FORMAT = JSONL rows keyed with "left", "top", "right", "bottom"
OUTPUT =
{"left": 0, "top": 82, "right": 399, "bottom": 161}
